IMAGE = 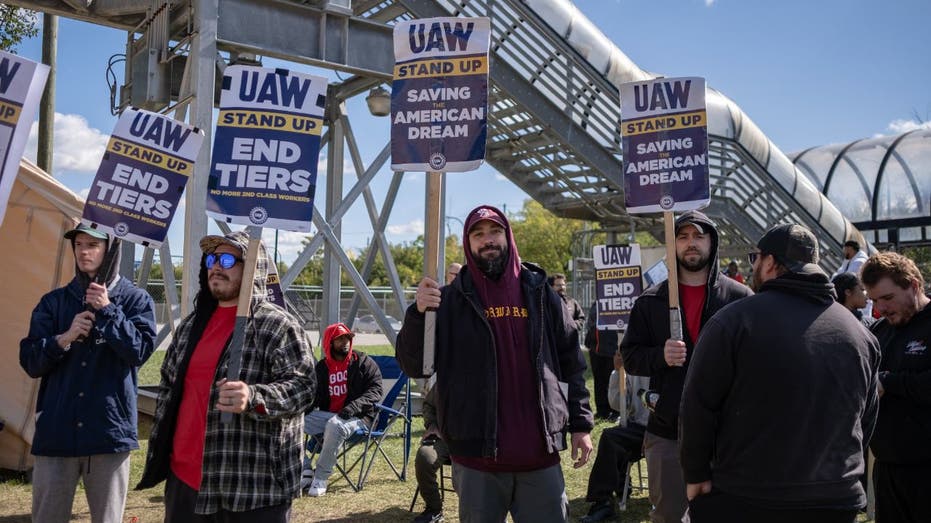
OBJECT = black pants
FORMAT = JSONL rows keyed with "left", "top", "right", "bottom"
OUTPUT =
{"left": 874, "top": 461, "right": 931, "bottom": 523}
{"left": 589, "top": 352, "right": 617, "bottom": 419}
{"left": 687, "top": 489, "right": 856, "bottom": 523}
{"left": 164, "top": 472, "right": 292, "bottom": 523}
{"left": 585, "top": 423, "right": 645, "bottom": 502}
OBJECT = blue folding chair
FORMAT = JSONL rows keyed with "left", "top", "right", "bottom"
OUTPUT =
{"left": 306, "top": 355, "right": 412, "bottom": 491}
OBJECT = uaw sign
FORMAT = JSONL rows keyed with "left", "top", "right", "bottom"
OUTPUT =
{"left": 620, "top": 77, "right": 709, "bottom": 214}
{"left": 83, "top": 108, "right": 203, "bottom": 247}
{"left": 207, "top": 65, "right": 327, "bottom": 231}
{"left": 391, "top": 17, "right": 490, "bottom": 172}
{"left": 593, "top": 244, "right": 643, "bottom": 331}
{"left": 0, "top": 51, "right": 47, "bottom": 225}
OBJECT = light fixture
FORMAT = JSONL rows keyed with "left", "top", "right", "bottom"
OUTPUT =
{"left": 366, "top": 86, "right": 391, "bottom": 117}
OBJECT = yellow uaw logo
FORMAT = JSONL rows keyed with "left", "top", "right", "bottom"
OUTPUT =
{"left": 218, "top": 109, "right": 323, "bottom": 135}
{"left": 107, "top": 138, "right": 193, "bottom": 176}
{"left": 0, "top": 100, "right": 22, "bottom": 126}
{"left": 622, "top": 110, "right": 706, "bottom": 136}
{"left": 597, "top": 267, "right": 641, "bottom": 279}
{"left": 394, "top": 55, "right": 488, "bottom": 80}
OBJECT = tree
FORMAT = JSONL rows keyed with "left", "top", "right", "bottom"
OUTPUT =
{"left": 0, "top": 7, "right": 39, "bottom": 52}
{"left": 509, "top": 199, "right": 587, "bottom": 275}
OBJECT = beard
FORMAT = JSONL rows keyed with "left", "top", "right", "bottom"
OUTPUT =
{"left": 475, "top": 245, "right": 508, "bottom": 280}
{"left": 678, "top": 249, "right": 710, "bottom": 273}
{"left": 209, "top": 274, "right": 240, "bottom": 302}
{"left": 751, "top": 269, "right": 763, "bottom": 291}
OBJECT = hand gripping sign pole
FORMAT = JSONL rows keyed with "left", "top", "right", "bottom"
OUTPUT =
{"left": 220, "top": 228, "right": 261, "bottom": 424}
{"left": 391, "top": 17, "right": 491, "bottom": 375}
{"left": 206, "top": 65, "right": 328, "bottom": 423}
{"left": 619, "top": 76, "right": 709, "bottom": 353}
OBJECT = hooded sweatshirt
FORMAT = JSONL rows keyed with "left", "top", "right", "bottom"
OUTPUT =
{"left": 454, "top": 205, "right": 554, "bottom": 471}
{"left": 679, "top": 270, "right": 881, "bottom": 509}
{"left": 620, "top": 210, "right": 753, "bottom": 439}
{"left": 314, "top": 322, "right": 382, "bottom": 425}
{"left": 321, "top": 322, "right": 354, "bottom": 413}
{"left": 396, "top": 206, "right": 593, "bottom": 466}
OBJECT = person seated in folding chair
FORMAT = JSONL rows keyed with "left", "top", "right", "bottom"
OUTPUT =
{"left": 580, "top": 351, "right": 651, "bottom": 523}
{"left": 301, "top": 322, "right": 382, "bottom": 496}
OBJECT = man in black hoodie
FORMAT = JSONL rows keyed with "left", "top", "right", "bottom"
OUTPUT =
{"left": 620, "top": 210, "right": 751, "bottom": 523}
{"left": 861, "top": 251, "right": 931, "bottom": 523}
{"left": 397, "top": 205, "right": 593, "bottom": 523}
{"left": 680, "top": 224, "right": 880, "bottom": 523}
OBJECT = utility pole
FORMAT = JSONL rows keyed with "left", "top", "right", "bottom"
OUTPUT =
{"left": 37, "top": 13, "right": 57, "bottom": 173}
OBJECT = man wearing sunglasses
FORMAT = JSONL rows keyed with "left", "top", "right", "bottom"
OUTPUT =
{"left": 138, "top": 230, "right": 316, "bottom": 521}
{"left": 680, "top": 224, "right": 880, "bottom": 523}
{"left": 619, "top": 210, "right": 752, "bottom": 523}
{"left": 20, "top": 224, "right": 157, "bottom": 523}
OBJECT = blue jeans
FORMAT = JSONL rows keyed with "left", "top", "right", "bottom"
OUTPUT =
{"left": 303, "top": 410, "right": 366, "bottom": 481}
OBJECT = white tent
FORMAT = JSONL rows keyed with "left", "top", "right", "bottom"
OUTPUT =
{"left": 0, "top": 159, "right": 82, "bottom": 471}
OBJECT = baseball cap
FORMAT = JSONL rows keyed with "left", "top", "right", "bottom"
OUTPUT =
{"left": 756, "top": 224, "right": 824, "bottom": 276}
{"left": 64, "top": 223, "right": 108, "bottom": 240}
{"left": 465, "top": 205, "right": 507, "bottom": 234}
{"left": 199, "top": 230, "right": 249, "bottom": 255}
{"left": 674, "top": 210, "right": 709, "bottom": 235}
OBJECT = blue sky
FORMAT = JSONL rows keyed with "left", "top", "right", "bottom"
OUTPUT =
{"left": 13, "top": 0, "right": 931, "bottom": 264}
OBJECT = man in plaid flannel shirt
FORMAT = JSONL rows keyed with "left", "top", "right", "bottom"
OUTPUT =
{"left": 137, "top": 230, "right": 316, "bottom": 521}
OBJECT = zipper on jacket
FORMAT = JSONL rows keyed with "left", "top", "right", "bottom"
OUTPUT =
{"left": 458, "top": 283, "right": 500, "bottom": 460}
{"left": 535, "top": 284, "right": 550, "bottom": 450}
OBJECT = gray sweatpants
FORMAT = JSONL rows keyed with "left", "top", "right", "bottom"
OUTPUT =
{"left": 32, "top": 452, "right": 130, "bottom": 523}
{"left": 451, "top": 462, "right": 568, "bottom": 523}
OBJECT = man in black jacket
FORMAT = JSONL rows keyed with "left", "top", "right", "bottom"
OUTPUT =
{"left": 302, "top": 322, "right": 382, "bottom": 497}
{"left": 862, "top": 251, "right": 931, "bottom": 523}
{"left": 680, "top": 224, "right": 880, "bottom": 523}
{"left": 397, "top": 205, "right": 593, "bottom": 523}
{"left": 620, "top": 210, "right": 751, "bottom": 523}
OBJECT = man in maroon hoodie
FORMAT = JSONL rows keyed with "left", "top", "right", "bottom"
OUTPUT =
{"left": 301, "top": 322, "right": 382, "bottom": 496}
{"left": 397, "top": 205, "right": 594, "bottom": 523}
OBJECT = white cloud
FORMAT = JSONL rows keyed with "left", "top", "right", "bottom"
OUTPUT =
{"left": 25, "top": 113, "right": 110, "bottom": 173}
{"left": 387, "top": 219, "right": 424, "bottom": 235}
{"left": 704, "top": 0, "right": 715, "bottom": 6}
{"left": 262, "top": 229, "right": 314, "bottom": 265}
{"left": 886, "top": 118, "right": 931, "bottom": 134}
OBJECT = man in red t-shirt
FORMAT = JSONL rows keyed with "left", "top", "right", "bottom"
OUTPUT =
{"left": 137, "top": 231, "right": 316, "bottom": 521}
{"left": 619, "top": 211, "right": 752, "bottom": 523}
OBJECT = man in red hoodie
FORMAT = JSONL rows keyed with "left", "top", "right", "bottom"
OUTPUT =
{"left": 397, "top": 205, "right": 593, "bottom": 522}
{"left": 301, "top": 322, "right": 382, "bottom": 496}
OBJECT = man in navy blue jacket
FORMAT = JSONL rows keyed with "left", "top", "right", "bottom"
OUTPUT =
{"left": 20, "top": 224, "right": 156, "bottom": 523}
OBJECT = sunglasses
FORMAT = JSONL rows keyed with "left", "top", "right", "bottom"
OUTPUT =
{"left": 205, "top": 252, "right": 243, "bottom": 270}
{"left": 747, "top": 252, "right": 761, "bottom": 265}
